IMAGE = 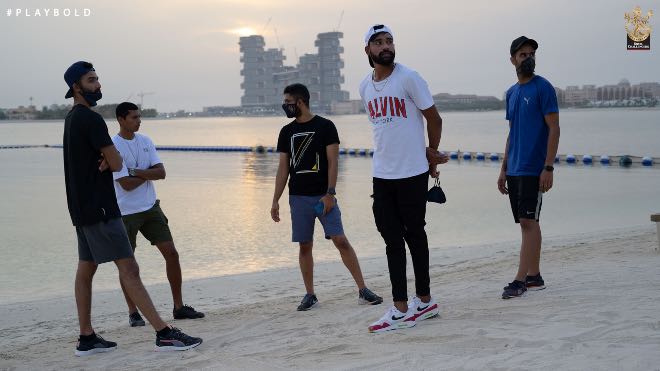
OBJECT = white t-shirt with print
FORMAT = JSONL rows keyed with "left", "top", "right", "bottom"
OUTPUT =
{"left": 359, "top": 63, "right": 434, "bottom": 179}
{"left": 112, "top": 133, "right": 162, "bottom": 216}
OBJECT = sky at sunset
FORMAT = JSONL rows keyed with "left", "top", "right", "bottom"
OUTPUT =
{"left": 1, "top": 0, "right": 657, "bottom": 111}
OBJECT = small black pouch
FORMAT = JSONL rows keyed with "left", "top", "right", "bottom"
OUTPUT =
{"left": 427, "top": 177, "right": 446, "bottom": 204}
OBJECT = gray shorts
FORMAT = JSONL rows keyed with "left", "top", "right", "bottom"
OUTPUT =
{"left": 289, "top": 195, "right": 344, "bottom": 243}
{"left": 76, "top": 218, "right": 135, "bottom": 264}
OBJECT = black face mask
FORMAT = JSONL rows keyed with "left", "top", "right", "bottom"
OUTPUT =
{"left": 81, "top": 86, "right": 102, "bottom": 107}
{"left": 518, "top": 57, "right": 535, "bottom": 76}
{"left": 282, "top": 103, "right": 299, "bottom": 118}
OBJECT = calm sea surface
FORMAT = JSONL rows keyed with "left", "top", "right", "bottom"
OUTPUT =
{"left": 1, "top": 109, "right": 659, "bottom": 303}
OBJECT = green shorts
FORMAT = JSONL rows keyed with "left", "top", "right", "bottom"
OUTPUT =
{"left": 122, "top": 200, "right": 173, "bottom": 248}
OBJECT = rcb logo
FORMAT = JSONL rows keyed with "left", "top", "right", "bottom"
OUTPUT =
{"left": 625, "top": 6, "right": 653, "bottom": 50}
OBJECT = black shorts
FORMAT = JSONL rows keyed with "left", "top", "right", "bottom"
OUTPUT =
{"left": 506, "top": 176, "right": 542, "bottom": 223}
{"left": 76, "top": 218, "right": 135, "bottom": 264}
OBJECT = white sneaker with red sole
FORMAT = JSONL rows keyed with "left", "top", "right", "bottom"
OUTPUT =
{"left": 408, "top": 296, "right": 439, "bottom": 322}
{"left": 368, "top": 306, "right": 416, "bottom": 333}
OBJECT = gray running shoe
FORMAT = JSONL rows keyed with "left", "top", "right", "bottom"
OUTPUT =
{"left": 358, "top": 288, "right": 383, "bottom": 305}
{"left": 297, "top": 294, "right": 318, "bottom": 311}
{"left": 129, "top": 311, "right": 146, "bottom": 327}
{"left": 502, "top": 280, "right": 527, "bottom": 299}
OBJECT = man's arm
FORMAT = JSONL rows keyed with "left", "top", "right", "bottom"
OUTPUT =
{"left": 319, "top": 143, "right": 339, "bottom": 215}
{"left": 116, "top": 176, "right": 147, "bottom": 191}
{"left": 540, "top": 112, "right": 560, "bottom": 193}
{"left": 421, "top": 105, "right": 448, "bottom": 177}
{"left": 99, "top": 145, "right": 123, "bottom": 172}
{"left": 497, "top": 124, "right": 511, "bottom": 195}
{"left": 132, "top": 163, "right": 166, "bottom": 180}
{"left": 271, "top": 153, "right": 290, "bottom": 222}
{"left": 422, "top": 105, "right": 442, "bottom": 150}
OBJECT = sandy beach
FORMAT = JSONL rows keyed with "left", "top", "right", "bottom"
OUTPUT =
{"left": 2, "top": 226, "right": 659, "bottom": 370}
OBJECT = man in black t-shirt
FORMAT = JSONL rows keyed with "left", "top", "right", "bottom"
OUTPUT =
{"left": 271, "top": 83, "right": 383, "bottom": 311}
{"left": 62, "top": 61, "right": 201, "bottom": 356}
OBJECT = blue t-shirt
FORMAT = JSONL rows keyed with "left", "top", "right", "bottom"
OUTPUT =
{"left": 505, "top": 75, "right": 558, "bottom": 176}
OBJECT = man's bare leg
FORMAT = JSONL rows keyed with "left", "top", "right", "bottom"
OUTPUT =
{"left": 330, "top": 235, "right": 366, "bottom": 289}
{"left": 115, "top": 257, "right": 167, "bottom": 331}
{"left": 299, "top": 241, "right": 314, "bottom": 294}
{"left": 155, "top": 241, "right": 184, "bottom": 310}
{"left": 514, "top": 219, "right": 542, "bottom": 281}
{"left": 75, "top": 260, "right": 98, "bottom": 335}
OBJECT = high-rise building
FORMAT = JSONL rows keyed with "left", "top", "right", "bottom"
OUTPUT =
{"left": 315, "top": 32, "right": 349, "bottom": 112}
{"left": 239, "top": 31, "right": 349, "bottom": 111}
{"left": 239, "top": 35, "right": 288, "bottom": 106}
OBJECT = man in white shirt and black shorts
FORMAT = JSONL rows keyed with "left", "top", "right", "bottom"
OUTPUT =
{"left": 358, "top": 25, "right": 448, "bottom": 333}
{"left": 112, "top": 102, "right": 204, "bottom": 326}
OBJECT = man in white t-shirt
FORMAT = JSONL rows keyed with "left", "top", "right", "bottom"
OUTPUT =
{"left": 112, "top": 102, "right": 204, "bottom": 327}
{"left": 359, "top": 25, "right": 448, "bottom": 333}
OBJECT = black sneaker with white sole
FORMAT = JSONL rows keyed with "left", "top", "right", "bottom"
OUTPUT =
{"left": 502, "top": 280, "right": 527, "bottom": 299}
{"left": 525, "top": 274, "right": 546, "bottom": 291}
{"left": 75, "top": 333, "right": 117, "bottom": 356}
{"left": 297, "top": 293, "right": 318, "bottom": 311}
{"left": 173, "top": 305, "right": 205, "bottom": 320}
{"left": 358, "top": 288, "right": 383, "bottom": 305}
{"left": 155, "top": 327, "right": 203, "bottom": 352}
{"left": 129, "top": 311, "right": 146, "bottom": 327}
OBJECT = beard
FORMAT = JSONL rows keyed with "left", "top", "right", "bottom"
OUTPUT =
{"left": 369, "top": 50, "right": 395, "bottom": 66}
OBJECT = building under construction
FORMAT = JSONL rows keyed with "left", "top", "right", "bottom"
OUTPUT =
{"left": 239, "top": 32, "right": 349, "bottom": 113}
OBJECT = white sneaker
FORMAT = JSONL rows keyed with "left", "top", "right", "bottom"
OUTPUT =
{"left": 368, "top": 306, "right": 416, "bottom": 333}
{"left": 408, "top": 296, "right": 440, "bottom": 322}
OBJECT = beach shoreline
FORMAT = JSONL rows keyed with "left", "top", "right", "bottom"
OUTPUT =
{"left": 2, "top": 225, "right": 659, "bottom": 370}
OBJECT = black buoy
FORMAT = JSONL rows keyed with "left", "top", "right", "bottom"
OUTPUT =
{"left": 619, "top": 155, "right": 632, "bottom": 167}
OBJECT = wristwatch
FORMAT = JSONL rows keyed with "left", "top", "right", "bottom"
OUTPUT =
{"left": 128, "top": 168, "right": 137, "bottom": 177}
{"left": 327, "top": 187, "right": 336, "bottom": 196}
{"left": 544, "top": 165, "right": 554, "bottom": 172}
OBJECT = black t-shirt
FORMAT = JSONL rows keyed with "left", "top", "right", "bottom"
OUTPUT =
{"left": 63, "top": 105, "right": 121, "bottom": 226}
{"left": 276, "top": 115, "right": 340, "bottom": 196}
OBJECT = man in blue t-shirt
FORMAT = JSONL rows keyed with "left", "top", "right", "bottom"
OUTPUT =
{"left": 497, "top": 37, "right": 560, "bottom": 299}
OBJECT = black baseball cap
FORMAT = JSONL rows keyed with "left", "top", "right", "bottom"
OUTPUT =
{"left": 64, "top": 61, "right": 95, "bottom": 98}
{"left": 510, "top": 36, "right": 538, "bottom": 56}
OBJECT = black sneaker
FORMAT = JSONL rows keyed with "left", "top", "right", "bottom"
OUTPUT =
{"left": 129, "top": 311, "right": 146, "bottom": 327}
{"left": 297, "top": 293, "right": 318, "bottom": 311}
{"left": 502, "top": 280, "right": 527, "bottom": 299}
{"left": 525, "top": 274, "right": 546, "bottom": 291}
{"left": 155, "top": 327, "right": 203, "bottom": 352}
{"left": 75, "top": 333, "right": 117, "bottom": 356}
{"left": 173, "top": 305, "right": 205, "bottom": 320}
{"left": 358, "top": 288, "right": 383, "bottom": 305}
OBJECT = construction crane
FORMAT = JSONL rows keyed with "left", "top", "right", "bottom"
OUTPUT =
{"left": 335, "top": 10, "right": 344, "bottom": 31}
{"left": 137, "top": 91, "right": 155, "bottom": 109}
{"left": 273, "top": 26, "right": 282, "bottom": 50}
{"left": 261, "top": 17, "right": 272, "bottom": 35}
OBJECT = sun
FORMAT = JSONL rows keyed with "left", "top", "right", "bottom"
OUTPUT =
{"left": 229, "top": 27, "right": 258, "bottom": 37}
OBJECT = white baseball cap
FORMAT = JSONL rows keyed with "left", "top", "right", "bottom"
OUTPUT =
{"left": 364, "top": 24, "right": 394, "bottom": 46}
